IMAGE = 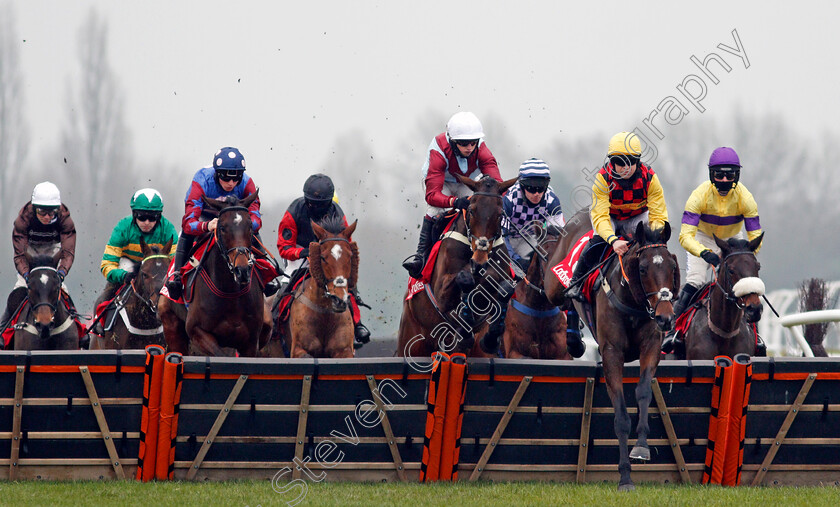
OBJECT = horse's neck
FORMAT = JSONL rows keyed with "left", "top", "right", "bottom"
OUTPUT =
{"left": 204, "top": 243, "right": 242, "bottom": 291}
{"left": 301, "top": 275, "right": 328, "bottom": 305}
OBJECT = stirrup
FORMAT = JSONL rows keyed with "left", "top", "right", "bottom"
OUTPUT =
{"left": 354, "top": 323, "right": 371, "bottom": 344}
{"left": 166, "top": 275, "right": 183, "bottom": 300}
{"left": 564, "top": 281, "right": 585, "bottom": 302}
{"left": 402, "top": 254, "right": 425, "bottom": 279}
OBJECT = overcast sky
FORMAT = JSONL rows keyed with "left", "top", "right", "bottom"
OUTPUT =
{"left": 9, "top": 0, "right": 840, "bottom": 206}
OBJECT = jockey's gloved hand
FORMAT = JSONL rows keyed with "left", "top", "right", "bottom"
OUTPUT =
{"left": 452, "top": 196, "right": 470, "bottom": 210}
{"left": 122, "top": 271, "right": 137, "bottom": 284}
{"left": 700, "top": 249, "right": 721, "bottom": 267}
{"left": 299, "top": 248, "right": 310, "bottom": 260}
{"left": 57, "top": 269, "right": 67, "bottom": 281}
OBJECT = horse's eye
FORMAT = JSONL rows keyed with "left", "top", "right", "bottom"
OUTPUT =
{"left": 728, "top": 267, "right": 736, "bottom": 276}
{"left": 639, "top": 265, "right": 648, "bottom": 275}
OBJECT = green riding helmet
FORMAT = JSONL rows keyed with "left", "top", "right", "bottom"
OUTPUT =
{"left": 130, "top": 188, "right": 164, "bottom": 212}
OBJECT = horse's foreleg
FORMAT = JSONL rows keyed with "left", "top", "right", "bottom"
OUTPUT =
{"left": 632, "top": 342, "right": 661, "bottom": 462}
{"left": 602, "top": 347, "right": 634, "bottom": 491}
{"left": 189, "top": 326, "right": 226, "bottom": 356}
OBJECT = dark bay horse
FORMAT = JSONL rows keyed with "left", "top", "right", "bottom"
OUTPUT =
{"left": 263, "top": 218, "right": 359, "bottom": 358}
{"left": 398, "top": 175, "right": 518, "bottom": 359}
{"left": 684, "top": 233, "right": 765, "bottom": 360}
{"left": 503, "top": 229, "right": 570, "bottom": 359}
{"left": 90, "top": 238, "right": 172, "bottom": 350}
{"left": 14, "top": 253, "right": 79, "bottom": 350}
{"left": 160, "top": 193, "right": 270, "bottom": 357}
{"left": 544, "top": 209, "right": 679, "bottom": 491}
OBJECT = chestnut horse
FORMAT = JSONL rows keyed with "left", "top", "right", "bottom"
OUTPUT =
{"left": 14, "top": 252, "right": 79, "bottom": 350}
{"left": 89, "top": 238, "right": 172, "bottom": 350}
{"left": 503, "top": 228, "right": 570, "bottom": 359}
{"left": 262, "top": 217, "right": 359, "bottom": 358}
{"left": 544, "top": 209, "right": 679, "bottom": 491}
{"left": 160, "top": 193, "right": 270, "bottom": 356}
{"left": 398, "top": 175, "right": 518, "bottom": 358}
{"left": 683, "top": 234, "right": 765, "bottom": 360}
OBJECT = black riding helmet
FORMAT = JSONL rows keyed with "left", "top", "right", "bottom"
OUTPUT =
{"left": 303, "top": 174, "right": 335, "bottom": 216}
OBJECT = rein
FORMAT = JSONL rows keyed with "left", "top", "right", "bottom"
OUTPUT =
{"left": 461, "top": 192, "right": 505, "bottom": 253}
{"left": 27, "top": 266, "right": 61, "bottom": 314}
{"left": 611, "top": 242, "right": 673, "bottom": 319}
{"left": 214, "top": 206, "right": 255, "bottom": 275}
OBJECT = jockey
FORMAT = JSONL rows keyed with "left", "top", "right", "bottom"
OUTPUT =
{"left": 564, "top": 131, "right": 669, "bottom": 301}
{"left": 502, "top": 158, "right": 585, "bottom": 358}
{"left": 401, "top": 111, "right": 502, "bottom": 279}
{"left": 662, "top": 147, "right": 765, "bottom": 355}
{"left": 502, "top": 158, "right": 565, "bottom": 271}
{"left": 92, "top": 188, "right": 179, "bottom": 313}
{"left": 0, "top": 182, "right": 76, "bottom": 336}
{"left": 164, "top": 147, "right": 279, "bottom": 300}
{"left": 277, "top": 173, "right": 371, "bottom": 348}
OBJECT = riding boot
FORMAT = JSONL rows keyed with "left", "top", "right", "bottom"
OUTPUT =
{"left": 165, "top": 234, "right": 194, "bottom": 300}
{"left": 0, "top": 287, "right": 27, "bottom": 332}
{"left": 754, "top": 335, "right": 767, "bottom": 357}
{"left": 252, "top": 232, "right": 284, "bottom": 297}
{"left": 661, "top": 285, "right": 698, "bottom": 355}
{"left": 565, "top": 309, "right": 586, "bottom": 358}
{"left": 353, "top": 323, "right": 371, "bottom": 349}
{"left": 402, "top": 216, "right": 436, "bottom": 279}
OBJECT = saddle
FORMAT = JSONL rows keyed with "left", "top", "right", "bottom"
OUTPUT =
{"left": 417, "top": 211, "right": 462, "bottom": 283}
{"left": 89, "top": 283, "right": 133, "bottom": 334}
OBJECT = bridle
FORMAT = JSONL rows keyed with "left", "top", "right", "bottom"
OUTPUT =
{"left": 312, "top": 235, "right": 353, "bottom": 305}
{"left": 214, "top": 206, "right": 255, "bottom": 275}
{"left": 27, "top": 266, "right": 61, "bottom": 314}
{"left": 130, "top": 253, "right": 170, "bottom": 315}
{"left": 462, "top": 192, "right": 506, "bottom": 253}
{"left": 713, "top": 250, "right": 759, "bottom": 310}
{"left": 616, "top": 242, "right": 674, "bottom": 319}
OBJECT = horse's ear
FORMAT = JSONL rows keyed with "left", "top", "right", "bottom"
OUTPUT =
{"left": 163, "top": 238, "right": 174, "bottom": 257}
{"left": 713, "top": 234, "right": 729, "bottom": 253}
{"left": 241, "top": 189, "right": 259, "bottom": 208}
{"left": 455, "top": 174, "right": 478, "bottom": 192}
{"left": 748, "top": 232, "right": 764, "bottom": 253}
{"left": 311, "top": 220, "right": 328, "bottom": 241}
{"left": 661, "top": 221, "right": 671, "bottom": 242}
{"left": 672, "top": 253, "right": 681, "bottom": 291}
{"left": 139, "top": 236, "right": 150, "bottom": 256}
{"left": 499, "top": 177, "right": 519, "bottom": 194}
{"left": 634, "top": 221, "right": 646, "bottom": 246}
{"left": 342, "top": 220, "right": 358, "bottom": 240}
{"left": 202, "top": 195, "right": 222, "bottom": 212}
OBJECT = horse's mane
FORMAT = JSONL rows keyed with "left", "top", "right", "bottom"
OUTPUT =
{"left": 316, "top": 215, "right": 347, "bottom": 235}
{"left": 29, "top": 253, "right": 57, "bottom": 269}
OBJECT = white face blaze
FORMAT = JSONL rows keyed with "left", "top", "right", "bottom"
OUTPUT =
{"left": 652, "top": 254, "right": 664, "bottom": 265}
{"left": 331, "top": 244, "right": 342, "bottom": 260}
{"left": 233, "top": 213, "right": 243, "bottom": 226}
{"left": 40, "top": 273, "right": 49, "bottom": 286}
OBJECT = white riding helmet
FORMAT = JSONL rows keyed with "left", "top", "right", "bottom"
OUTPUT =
{"left": 31, "top": 181, "right": 61, "bottom": 207}
{"left": 446, "top": 112, "right": 485, "bottom": 140}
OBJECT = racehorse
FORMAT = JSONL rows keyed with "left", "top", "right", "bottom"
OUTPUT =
{"left": 89, "top": 238, "right": 172, "bottom": 350}
{"left": 159, "top": 193, "right": 270, "bottom": 357}
{"left": 398, "top": 175, "right": 519, "bottom": 359}
{"left": 543, "top": 209, "right": 679, "bottom": 491}
{"left": 683, "top": 234, "right": 765, "bottom": 360}
{"left": 14, "top": 252, "right": 79, "bottom": 350}
{"left": 262, "top": 217, "right": 359, "bottom": 358}
{"left": 502, "top": 228, "right": 570, "bottom": 359}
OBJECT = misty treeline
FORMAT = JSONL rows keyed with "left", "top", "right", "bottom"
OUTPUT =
{"left": 1, "top": 6, "right": 837, "bottom": 337}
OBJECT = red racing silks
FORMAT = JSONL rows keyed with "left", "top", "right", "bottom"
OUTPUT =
{"left": 440, "top": 353, "right": 468, "bottom": 481}
{"left": 137, "top": 345, "right": 165, "bottom": 482}
{"left": 723, "top": 354, "right": 752, "bottom": 486}
{"left": 420, "top": 352, "right": 450, "bottom": 482}
{"left": 703, "top": 355, "right": 732, "bottom": 485}
{"left": 155, "top": 352, "right": 183, "bottom": 480}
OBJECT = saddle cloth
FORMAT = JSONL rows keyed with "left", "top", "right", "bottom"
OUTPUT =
{"left": 2, "top": 291, "right": 85, "bottom": 349}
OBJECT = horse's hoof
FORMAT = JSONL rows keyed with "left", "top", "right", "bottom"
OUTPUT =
{"left": 629, "top": 446, "right": 650, "bottom": 461}
{"left": 617, "top": 482, "right": 636, "bottom": 492}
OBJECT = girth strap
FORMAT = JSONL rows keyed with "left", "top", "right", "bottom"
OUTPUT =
{"left": 511, "top": 299, "right": 560, "bottom": 318}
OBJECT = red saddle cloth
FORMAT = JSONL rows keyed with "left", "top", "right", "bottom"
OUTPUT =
{"left": 276, "top": 273, "right": 310, "bottom": 327}
{"left": 672, "top": 284, "right": 760, "bottom": 345}
{"left": 550, "top": 230, "right": 595, "bottom": 288}
{"left": 2, "top": 291, "right": 85, "bottom": 349}
{"left": 161, "top": 235, "right": 279, "bottom": 304}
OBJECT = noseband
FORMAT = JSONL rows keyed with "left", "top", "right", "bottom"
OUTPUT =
{"left": 214, "top": 206, "right": 255, "bottom": 275}
{"left": 615, "top": 243, "right": 674, "bottom": 319}
{"left": 314, "top": 236, "right": 353, "bottom": 303}
{"left": 459, "top": 192, "right": 506, "bottom": 253}
{"left": 714, "top": 250, "right": 761, "bottom": 309}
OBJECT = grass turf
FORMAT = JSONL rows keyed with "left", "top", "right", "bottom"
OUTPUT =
{"left": 1, "top": 480, "right": 839, "bottom": 506}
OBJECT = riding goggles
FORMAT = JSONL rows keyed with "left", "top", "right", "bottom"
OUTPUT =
{"left": 712, "top": 169, "right": 738, "bottom": 181}
{"left": 610, "top": 155, "right": 640, "bottom": 167}
{"left": 134, "top": 212, "right": 161, "bottom": 223}
{"left": 34, "top": 206, "right": 59, "bottom": 217}
{"left": 454, "top": 139, "right": 479, "bottom": 147}
{"left": 521, "top": 184, "right": 548, "bottom": 194}
{"left": 216, "top": 170, "right": 243, "bottom": 183}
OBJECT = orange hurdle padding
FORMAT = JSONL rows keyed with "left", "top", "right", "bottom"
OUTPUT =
{"left": 155, "top": 352, "right": 184, "bottom": 480}
{"left": 723, "top": 353, "right": 752, "bottom": 486}
{"left": 440, "top": 353, "right": 468, "bottom": 481}
{"left": 420, "top": 352, "right": 450, "bottom": 482}
{"left": 703, "top": 355, "right": 732, "bottom": 485}
{"left": 136, "top": 345, "right": 165, "bottom": 482}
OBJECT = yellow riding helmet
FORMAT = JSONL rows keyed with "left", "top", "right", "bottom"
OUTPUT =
{"left": 607, "top": 132, "right": 642, "bottom": 157}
